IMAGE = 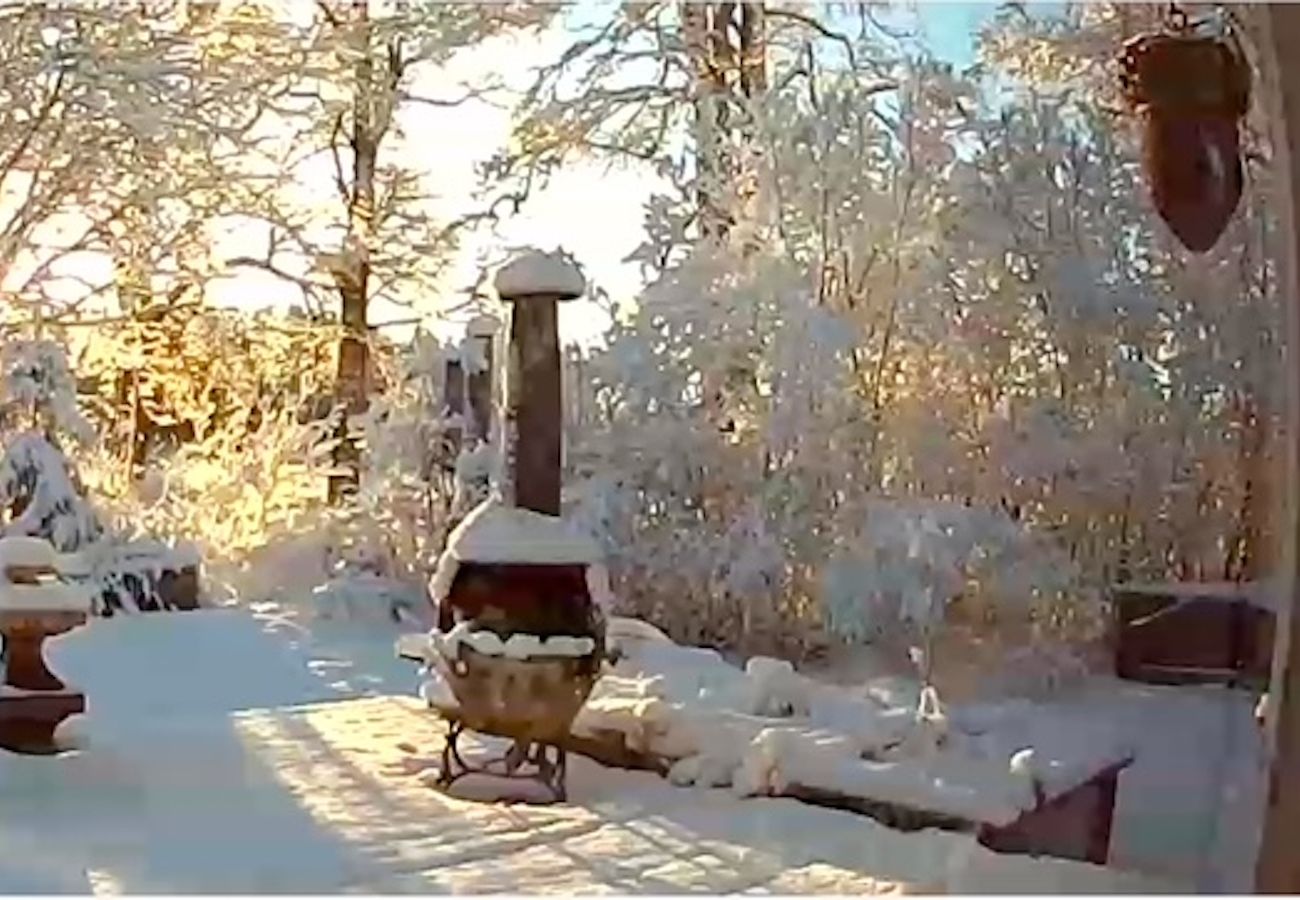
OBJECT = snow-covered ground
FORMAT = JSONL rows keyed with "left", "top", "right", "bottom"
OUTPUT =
{"left": 0, "top": 606, "right": 1260, "bottom": 893}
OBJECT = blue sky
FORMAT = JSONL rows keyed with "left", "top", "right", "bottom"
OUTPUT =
{"left": 912, "top": 2, "right": 1068, "bottom": 68}
{"left": 915, "top": 2, "right": 995, "bottom": 66}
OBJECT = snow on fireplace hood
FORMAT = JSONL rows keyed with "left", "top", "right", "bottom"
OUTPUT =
{"left": 427, "top": 497, "right": 613, "bottom": 612}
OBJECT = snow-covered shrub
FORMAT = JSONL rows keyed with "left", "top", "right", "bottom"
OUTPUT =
{"left": 91, "top": 406, "right": 339, "bottom": 602}
{"left": 0, "top": 338, "right": 103, "bottom": 552}
{"left": 65, "top": 538, "right": 203, "bottom": 617}
{"left": 821, "top": 498, "right": 1104, "bottom": 696}
{"left": 823, "top": 499, "right": 1096, "bottom": 640}
{"left": 309, "top": 571, "right": 432, "bottom": 628}
{"left": 75, "top": 311, "right": 350, "bottom": 611}
{"left": 564, "top": 25, "right": 1278, "bottom": 670}
{"left": 0, "top": 432, "right": 103, "bottom": 552}
{"left": 0, "top": 339, "right": 95, "bottom": 443}
{"left": 566, "top": 243, "right": 864, "bottom": 655}
{"left": 348, "top": 328, "right": 486, "bottom": 590}
{"left": 0, "top": 337, "right": 208, "bottom": 616}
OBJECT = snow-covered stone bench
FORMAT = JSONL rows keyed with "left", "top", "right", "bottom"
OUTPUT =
{"left": 401, "top": 615, "right": 1133, "bottom": 864}
{"left": 0, "top": 536, "right": 90, "bottom": 754}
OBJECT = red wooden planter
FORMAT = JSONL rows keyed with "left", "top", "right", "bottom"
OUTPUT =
{"left": 1113, "top": 583, "right": 1274, "bottom": 688}
{"left": 978, "top": 760, "right": 1127, "bottom": 865}
{"left": 786, "top": 759, "right": 1129, "bottom": 866}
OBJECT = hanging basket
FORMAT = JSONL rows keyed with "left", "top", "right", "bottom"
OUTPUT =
{"left": 1119, "top": 24, "right": 1251, "bottom": 253}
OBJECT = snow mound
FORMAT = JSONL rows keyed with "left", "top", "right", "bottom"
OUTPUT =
{"left": 466, "top": 314, "right": 500, "bottom": 337}
{"left": 0, "top": 535, "right": 90, "bottom": 612}
{"left": 493, "top": 249, "right": 586, "bottom": 299}
{"left": 607, "top": 615, "right": 672, "bottom": 651}
{"left": 0, "top": 582, "right": 90, "bottom": 613}
{"left": 0, "top": 534, "right": 58, "bottom": 569}
{"left": 70, "top": 538, "right": 203, "bottom": 617}
{"left": 311, "top": 573, "right": 431, "bottom": 628}
{"left": 427, "top": 496, "right": 612, "bottom": 610}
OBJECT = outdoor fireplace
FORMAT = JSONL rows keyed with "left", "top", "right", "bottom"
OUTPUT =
{"left": 418, "top": 249, "right": 609, "bottom": 802}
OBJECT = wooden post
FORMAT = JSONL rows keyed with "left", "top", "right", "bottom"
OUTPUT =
{"left": 441, "top": 356, "right": 465, "bottom": 467}
{"left": 466, "top": 315, "right": 499, "bottom": 443}
{"left": 495, "top": 252, "right": 585, "bottom": 517}
{"left": 1256, "top": 7, "right": 1300, "bottom": 892}
{"left": 443, "top": 358, "right": 466, "bottom": 420}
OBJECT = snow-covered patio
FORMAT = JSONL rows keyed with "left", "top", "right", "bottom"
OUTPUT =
{"left": 0, "top": 607, "right": 1258, "bottom": 894}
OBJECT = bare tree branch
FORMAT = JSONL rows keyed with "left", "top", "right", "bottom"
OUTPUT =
{"left": 766, "top": 7, "right": 859, "bottom": 70}
{"left": 329, "top": 111, "right": 351, "bottom": 207}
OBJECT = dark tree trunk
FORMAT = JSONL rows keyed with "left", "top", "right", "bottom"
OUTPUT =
{"left": 739, "top": 2, "right": 766, "bottom": 98}
{"left": 683, "top": 1, "right": 728, "bottom": 240}
{"left": 682, "top": 2, "right": 766, "bottom": 242}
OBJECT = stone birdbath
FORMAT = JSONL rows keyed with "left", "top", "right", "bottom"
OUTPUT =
{"left": 0, "top": 536, "right": 90, "bottom": 754}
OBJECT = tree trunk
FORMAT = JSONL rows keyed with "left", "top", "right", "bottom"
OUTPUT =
{"left": 329, "top": 0, "right": 377, "bottom": 504}
{"left": 682, "top": 2, "right": 766, "bottom": 245}
{"left": 682, "top": 1, "right": 727, "bottom": 240}
{"left": 441, "top": 356, "right": 465, "bottom": 466}
{"left": 738, "top": 2, "right": 766, "bottom": 98}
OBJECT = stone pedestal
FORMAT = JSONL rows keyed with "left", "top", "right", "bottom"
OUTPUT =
{"left": 0, "top": 610, "right": 86, "bottom": 754}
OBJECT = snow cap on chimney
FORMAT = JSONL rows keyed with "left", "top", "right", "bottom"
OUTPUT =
{"left": 494, "top": 248, "right": 586, "bottom": 301}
